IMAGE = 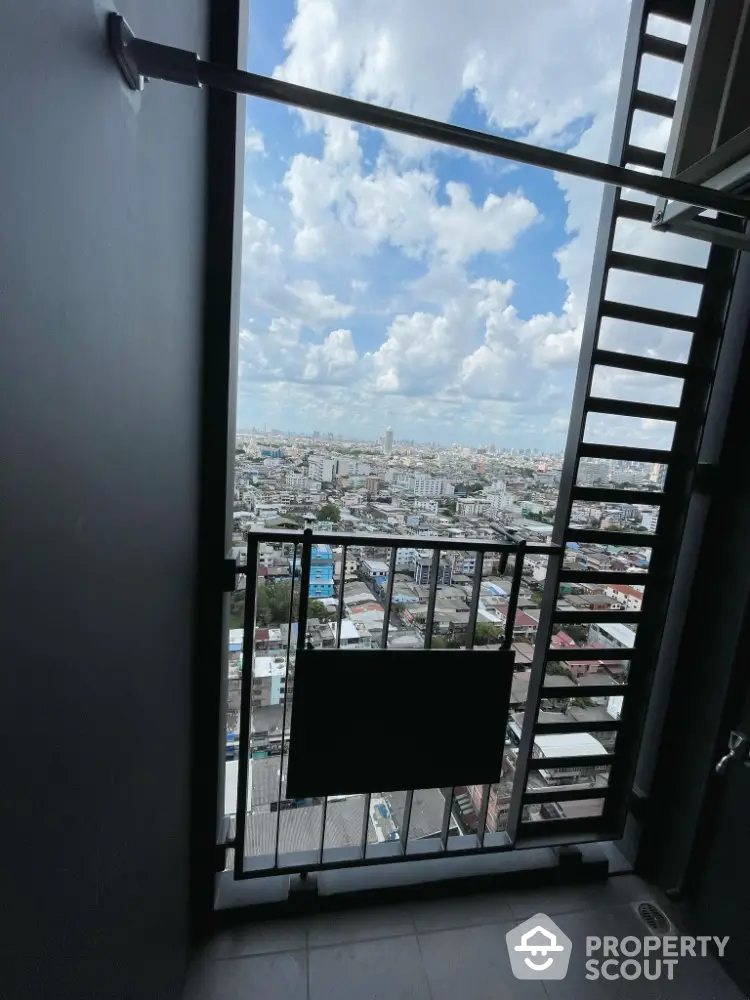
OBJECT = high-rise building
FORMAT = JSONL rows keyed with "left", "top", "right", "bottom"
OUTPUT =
{"left": 308, "top": 455, "right": 334, "bottom": 482}
{"left": 409, "top": 475, "right": 452, "bottom": 497}
{"left": 384, "top": 426, "right": 394, "bottom": 456}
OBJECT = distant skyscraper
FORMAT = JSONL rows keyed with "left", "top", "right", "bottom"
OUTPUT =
{"left": 384, "top": 426, "right": 394, "bottom": 455}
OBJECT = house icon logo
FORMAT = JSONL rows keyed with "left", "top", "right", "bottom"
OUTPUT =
{"left": 506, "top": 913, "right": 572, "bottom": 979}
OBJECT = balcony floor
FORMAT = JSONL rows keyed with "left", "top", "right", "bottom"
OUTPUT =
{"left": 184, "top": 875, "right": 741, "bottom": 1000}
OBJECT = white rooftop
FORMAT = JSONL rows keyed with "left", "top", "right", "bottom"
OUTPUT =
{"left": 330, "top": 620, "right": 359, "bottom": 641}
{"left": 593, "top": 621, "right": 636, "bottom": 647}
{"left": 254, "top": 655, "right": 287, "bottom": 679}
{"left": 534, "top": 732, "right": 607, "bottom": 758}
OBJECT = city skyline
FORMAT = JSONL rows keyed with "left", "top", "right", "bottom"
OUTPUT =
{"left": 237, "top": 423, "right": 564, "bottom": 454}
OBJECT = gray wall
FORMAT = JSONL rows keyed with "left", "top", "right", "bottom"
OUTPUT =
{"left": 0, "top": 2, "right": 210, "bottom": 996}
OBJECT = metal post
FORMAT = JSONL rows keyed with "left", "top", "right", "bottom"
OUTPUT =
{"left": 273, "top": 543, "right": 301, "bottom": 867}
{"left": 502, "top": 541, "right": 527, "bottom": 649}
{"left": 379, "top": 546, "right": 398, "bottom": 649}
{"left": 234, "top": 534, "right": 259, "bottom": 878}
{"left": 334, "top": 544, "right": 347, "bottom": 648}
{"left": 465, "top": 552, "right": 484, "bottom": 649}
{"left": 423, "top": 549, "right": 440, "bottom": 649}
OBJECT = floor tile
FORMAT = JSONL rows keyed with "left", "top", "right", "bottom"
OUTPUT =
{"left": 505, "top": 875, "right": 650, "bottom": 920}
{"left": 418, "top": 920, "right": 548, "bottom": 1000}
{"left": 542, "top": 906, "right": 743, "bottom": 1000}
{"left": 411, "top": 890, "right": 514, "bottom": 933}
{"left": 308, "top": 934, "right": 431, "bottom": 1000}
{"left": 306, "top": 902, "right": 414, "bottom": 947}
{"left": 203, "top": 918, "right": 308, "bottom": 960}
{"left": 184, "top": 950, "right": 307, "bottom": 1000}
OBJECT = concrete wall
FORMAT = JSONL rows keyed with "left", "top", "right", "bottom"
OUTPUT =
{"left": 0, "top": 2, "right": 212, "bottom": 996}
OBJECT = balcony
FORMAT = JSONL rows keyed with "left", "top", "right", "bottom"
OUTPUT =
{"left": 186, "top": 874, "right": 743, "bottom": 1000}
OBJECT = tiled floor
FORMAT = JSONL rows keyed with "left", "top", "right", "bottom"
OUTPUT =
{"left": 184, "top": 876, "right": 743, "bottom": 1000}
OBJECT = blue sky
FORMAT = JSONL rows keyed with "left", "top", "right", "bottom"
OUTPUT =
{"left": 236, "top": 1, "right": 697, "bottom": 449}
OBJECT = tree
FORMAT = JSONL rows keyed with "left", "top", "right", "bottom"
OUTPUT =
{"left": 308, "top": 599, "right": 335, "bottom": 622}
{"left": 255, "top": 582, "right": 335, "bottom": 625}
{"left": 316, "top": 502, "right": 341, "bottom": 523}
{"left": 229, "top": 591, "right": 245, "bottom": 629}
{"left": 563, "top": 624, "right": 589, "bottom": 644}
{"left": 447, "top": 622, "right": 502, "bottom": 647}
{"left": 547, "top": 662, "right": 574, "bottom": 680}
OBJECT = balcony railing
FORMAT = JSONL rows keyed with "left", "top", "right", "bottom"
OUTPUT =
{"left": 223, "top": 527, "right": 640, "bottom": 880}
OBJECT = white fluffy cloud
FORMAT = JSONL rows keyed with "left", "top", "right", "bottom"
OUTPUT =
{"left": 283, "top": 123, "right": 539, "bottom": 263}
{"left": 275, "top": 0, "right": 629, "bottom": 145}
{"left": 237, "top": 2, "right": 711, "bottom": 446}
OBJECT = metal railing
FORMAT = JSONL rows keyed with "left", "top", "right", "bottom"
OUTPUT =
{"left": 224, "top": 528, "right": 638, "bottom": 879}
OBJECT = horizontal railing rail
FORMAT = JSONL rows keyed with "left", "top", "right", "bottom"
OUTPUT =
{"left": 237, "top": 527, "right": 563, "bottom": 556}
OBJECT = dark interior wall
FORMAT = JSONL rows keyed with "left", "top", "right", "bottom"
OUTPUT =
{"left": 635, "top": 251, "right": 750, "bottom": 890}
{"left": 0, "top": 2, "right": 209, "bottom": 997}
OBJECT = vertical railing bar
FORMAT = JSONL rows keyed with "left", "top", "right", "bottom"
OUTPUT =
{"left": 465, "top": 552, "right": 484, "bottom": 649}
{"left": 380, "top": 546, "right": 398, "bottom": 649}
{"left": 401, "top": 790, "right": 414, "bottom": 849}
{"left": 423, "top": 547, "right": 440, "bottom": 649}
{"left": 318, "top": 794, "right": 329, "bottom": 864}
{"left": 335, "top": 544, "right": 347, "bottom": 648}
{"left": 273, "top": 541, "right": 301, "bottom": 868}
{"left": 439, "top": 787, "right": 454, "bottom": 849}
{"left": 502, "top": 541, "right": 526, "bottom": 649}
{"left": 476, "top": 783, "right": 491, "bottom": 847}
{"left": 359, "top": 792, "right": 372, "bottom": 859}
{"left": 498, "top": 551, "right": 509, "bottom": 575}
{"left": 234, "top": 534, "right": 260, "bottom": 878}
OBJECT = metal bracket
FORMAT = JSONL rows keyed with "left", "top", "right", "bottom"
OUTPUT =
{"left": 108, "top": 13, "right": 201, "bottom": 92}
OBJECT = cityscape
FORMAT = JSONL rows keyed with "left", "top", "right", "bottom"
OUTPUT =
{"left": 226, "top": 425, "right": 662, "bottom": 858}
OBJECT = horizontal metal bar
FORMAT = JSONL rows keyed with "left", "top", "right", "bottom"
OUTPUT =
{"left": 591, "top": 348, "right": 691, "bottom": 380}
{"left": 632, "top": 90, "right": 676, "bottom": 117}
{"left": 522, "top": 786, "right": 610, "bottom": 805}
{"left": 558, "top": 570, "right": 652, "bottom": 585}
{"left": 578, "top": 441, "right": 674, "bottom": 464}
{"left": 646, "top": 0, "right": 694, "bottom": 23}
{"left": 571, "top": 485, "right": 665, "bottom": 504}
{"left": 111, "top": 16, "right": 750, "bottom": 218}
{"left": 526, "top": 753, "right": 613, "bottom": 771}
{"left": 616, "top": 199, "right": 658, "bottom": 222}
{"left": 624, "top": 144, "right": 665, "bottom": 171}
{"left": 534, "top": 719, "right": 621, "bottom": 734}
{"left": 600, "top": 299, "right": 698, "bottom": 331}
{"left": 565, "top": 527, "right": 660, "bottom": 546}
{"left": 546, "top": 646, "right": 634, "bottom": 661}
{"left": 552, "top": 609, "right": 641, "bottom": 624}
{"left": 640, "top": 33, "right": 688, "bottom": 62}
{"left": 243, "top": 528, "right": 559, "bottom": 555}
{"left": 541, "top": 683, "right": 629, "bottom": 699}
{"left": 585, "top": 395, "right": 681, "bottom": 422}
{"left": 599, "top": 299, "right": 698, "bottom": 333}
{"left": 607, "top": 250, "right": 707, "bottom": 284}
